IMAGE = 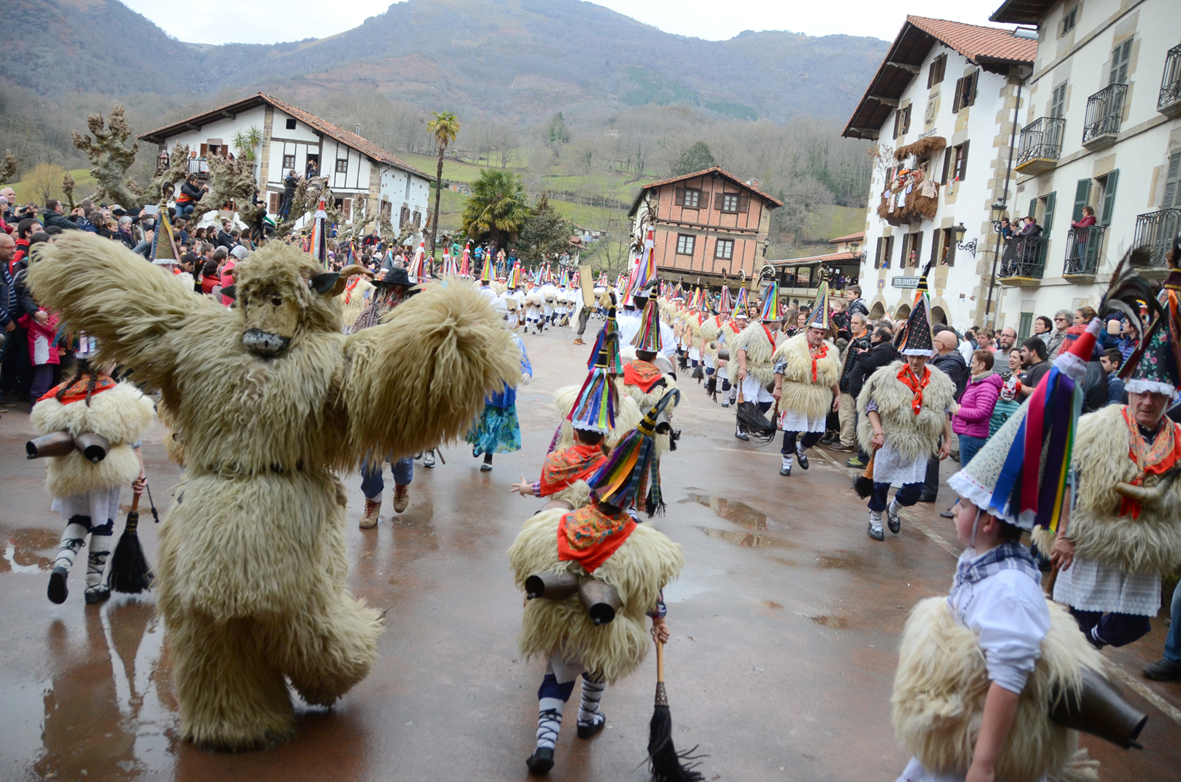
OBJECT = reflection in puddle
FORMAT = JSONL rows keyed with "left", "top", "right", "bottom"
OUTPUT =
{"left": 809, "top": 614, "right": 849, "bottom": 629}
{"left": 684, "top": 493, "right": 768, "bottom": 531}
{"left": 815, "top": 552, "right": 861, "bottom": 570}
{"left": 2, "top": 528, "right": 60, "bottom": 573}
{"left": 697, "top": 527, "right": 784, "bottom": 548}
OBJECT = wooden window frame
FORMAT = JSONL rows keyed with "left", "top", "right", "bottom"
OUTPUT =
{"left": 927, "top": 54, "right": 947, "bottom": 89}
{"left": 1061, "top": 5, "right": 1078, "bottom": 36}
{"left": 719, "top": 193, "right": 740, "bottom": 213}
{"left": 282, "top": 154, "right": 296, "bottom": 170}
{"left": 950, "top": 141, "right": 970, "bottom": 182}
{"left": 952, "top": 71, "right": 979, "bottom": 112}
{"left": 1163, "top": 150, "right": 1181, "bottom": 209}
{"left": 1109, "top": 39, "right": 1133, "bottom": 86}
{"left": 714, "top": 239, "right": 734, "bottom": 260}
{"left": 335, "top": 159, "right": 348, "bottom": 174}
{"left": 676, "top": 234, "right": 696, "bottom": 256}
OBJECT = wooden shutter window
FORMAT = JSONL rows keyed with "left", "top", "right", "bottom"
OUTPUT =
{"left": 941, "top": 150, "right": 952, "bottom": 184}
{"left": 269, "top": 192, "right": 279, "bottom": 214}
{"left": 967, "top": 71, "right": 978, "bottom": 107}
{"left": 1044, "top": 191, "right": 1057, "bottom": 232}
{"left": 674, "top": 188, "right": 685, "bottom": 206}
{"left": 343, "top": 198, "right": 352, "bottom": 218}
{"left": 1163, "top": 151, "right": 1181, "bottom": 208}
{"left": 1072, "top": 179, "right": 1092, "bottom": 221}
{"left": 1100, "top": 170, "right": 1119, "bottom": 226}
{"left": 893, "top": 111, "right": 901, "bottom": 139}
{"left": 958, "top": 141, "right": 969, "bottom": 181}
{"left": 875, "top": 237, "right": 883, "bottom": 268}
{"left": 738, "top": 194, "right": 750, "bottom": 214}
{"left": 945, "top": 227, "right": 957, "bottom": 266}
{"left": 952, "top": 77, "right": 963, "bottom": 112}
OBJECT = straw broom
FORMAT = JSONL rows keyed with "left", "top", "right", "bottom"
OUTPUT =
{"left": 647, "top": 642, "right": 704, "bottom": 782}
{"left": 108, "top": 489, "right": 153, "bottom": 594}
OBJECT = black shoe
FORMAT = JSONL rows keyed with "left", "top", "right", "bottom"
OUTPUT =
{"left": 1143, "top": 658, "right": 1181, "bottom": 681}
{"left": 887, "top": 509, "right": 901, "bottom": 534}
{"left": 867, "top": 523, "right": 884, "bottom": 541}
{"left": 939, "top": 508, "right": 955, "bottom": 519}
{"left": 526, "top": 747, "right": 555, "bottom": 775}
{"left": 734, "top": 429, "right": 749, "bottom": 442}
{"left": 917, "top": 492, "right": 937, "bottom": 503}
{"left": 48, "top": 566, "right": 69, "bottom": 604}
{"left": 481, "top": 453, "right": 493, "bottom": 472}
{"left": 84, "top": 585, "right": 111, "bottom": 605}
{"left": 779, "top": 463, "right": 791, "bottom": 477}
{"left": 577, "top": 715, "right": 605, "bottom": 739}
{"left": 796, "top": 448, "right": 809, "bottom": 470}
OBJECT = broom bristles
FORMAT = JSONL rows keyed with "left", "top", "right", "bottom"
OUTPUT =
{"left": 648, "top": 704, "right": 705, "bottom": 781}
{"left": 108, "top": 511, "right": 154, "bottom": 594}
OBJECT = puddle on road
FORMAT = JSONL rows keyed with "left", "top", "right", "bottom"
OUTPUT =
{"left": 815, "top": 551, "right": 862, "bottom": 570}
{"left": 808, "top": 614, "right": 850, "bottom": 629}
{"left": 1, "top": 528, "right": 60, "bottom": 573}
{"left": 684, "top": 493, "right": 790, "bottom": 548}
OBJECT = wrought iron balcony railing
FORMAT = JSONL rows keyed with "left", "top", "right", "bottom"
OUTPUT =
{"left": 1133, "top": 208, "right": 1181, "bottom": 268}
{"left": 1064, "top": 224, "right": 1105, "bottom": 276}
{"left": 1160, "top": 44, "right": 1181, "bottom": 116}
{"left": 1016, "top": 117, "right": 1065, "bottom": 167}
{"left": 999, "top": 235, "right": 1047, "bottom": 281}
{"left": 1083, "top": 83, "right": 1128, "bottom": 146}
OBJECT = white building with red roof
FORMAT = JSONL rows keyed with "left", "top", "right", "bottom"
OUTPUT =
{"left": 140, "top": 93, "right": 432, "bottom": 236}
{"left": 843, "top": 15, "right": 1038, "bottom": 330}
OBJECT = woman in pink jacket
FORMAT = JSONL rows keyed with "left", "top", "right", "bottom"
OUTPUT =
{"left": 949, "top": 349, "right": 1002, "bottom": 467}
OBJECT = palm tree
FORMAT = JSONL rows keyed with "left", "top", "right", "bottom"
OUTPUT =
{"left": 427, "top": 111, "right": 460, "bottom": 257}
{"left": 461, "top": 170, "right": 531, "bottom": 250}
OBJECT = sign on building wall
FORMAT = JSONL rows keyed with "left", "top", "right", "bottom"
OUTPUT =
{"left": 892, "top": 276, "right": 920, "bottom": 289}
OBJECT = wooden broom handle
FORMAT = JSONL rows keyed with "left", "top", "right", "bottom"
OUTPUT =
{"left": 130, "top": 488, "right": 141, "bottom": 512}
{"left": 656, "top": 640, "right": 665, "bottom": 683}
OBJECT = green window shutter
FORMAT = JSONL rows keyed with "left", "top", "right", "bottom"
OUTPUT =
{"left": 1100, "top": 170, "right": 1119, "bottom": 226}
{"left": 1019, "top": 313, "right": 1033, "bottom": 342}
{"left": 1044, "top": 191, "right": 1057, "bottom": 232}
{"left": 1072, "top": 179, "right": 1092, "bottom": 221}
{"left": 1029, "top": 197, "right": 1038, "bottom": 221}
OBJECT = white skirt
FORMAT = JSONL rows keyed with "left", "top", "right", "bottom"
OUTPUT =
{"left": 740, "top": 374, "right": 774, "bottom": 404}
{"left": 777, "top": 407, "right": 825, "bottom": 433}
{"left": 896, "top": 756, "right": 1046, "bottom": 782}
{"left": 871, "top": 440, "right": 928, "bottom": 485}
{"left": 52, "top": 486, "right": 123, "bottom": 524}
{"left": 1053, "top": 556, "right": 1161, "bottom": 616}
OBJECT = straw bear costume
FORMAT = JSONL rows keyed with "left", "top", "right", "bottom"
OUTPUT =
{"left": 28, "top": 233, "right": 519, "bottom": 750}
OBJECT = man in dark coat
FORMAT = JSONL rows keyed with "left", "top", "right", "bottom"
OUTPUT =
{"left": 40, "top": 200, "right": 82, "bottom": 232}
{"left": 846, "top": 323, "right": 896, "bottom": 468}
{"left": 279, "top": 170, "right": 298, "bottom": 219}
{"left": 921, "top": 328, "right": 968, "bottom": 502}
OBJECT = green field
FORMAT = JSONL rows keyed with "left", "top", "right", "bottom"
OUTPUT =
{"left": 7, "top": 168, "right": 97, "bottom": 206}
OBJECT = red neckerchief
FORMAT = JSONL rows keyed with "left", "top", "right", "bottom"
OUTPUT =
{"left": 761, "top": 325, "right": 775, "bottom": 348}
{"left": 623, "top": 360, "right": 663, "bottom": 393}
{"left": 727, "top": 321, "right": 743, "bottom": 336}
{"left": 39, "top": 373, "right": 118, "bottom": 404}
{"left": 538, "top": 444, "right": 607, "bottom": 497}
{"left": 809, "top": 342, "right": 829, "bottom": 382}
{"left": 714, "top": 315, "right": 724, "bottom": 328}
{"left": 1119, "top": 408, "right": 1181, "bottom": 519}
{"left": 344, "top": 276, "right": 362, "bottom": 303}
{"left": 896, "top": 364, "right": 930, "bottom": 415}
{"left": 557, "top": 504, "right": 635, "bottom": 573}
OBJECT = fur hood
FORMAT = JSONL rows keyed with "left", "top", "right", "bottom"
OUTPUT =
{"left": 856, "top": 361, "right": 954, "bottom": 461}
{"left": 508, "top": 508, "right": 683, "bottom": 683}
{"left": 894, "top": 597, "right": 1102, "bottom": 782}
{"left": 772, "top": 333, "right": 841, "bottom": 420}
{"left": 31, "top": 381, "right": 156, "bottom": 499}
{"left": 1057, "top": 405, "right": 1181, "bottom": 574}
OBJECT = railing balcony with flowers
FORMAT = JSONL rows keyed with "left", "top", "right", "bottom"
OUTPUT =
{"left": 998, "top": 235, "right": 1047, "bottom": 285}
{"left": 1015, "top": 117, "right": 1066, "bottom": 175}
{"left": 1082, "top": 83, "right": 1128, "bottom": 150}
{"left": 1063, "top": 224, "right": 1105, "bottom": 278}
{"left": 1159, "top": 44, "right": 1181, "bottom": 118}
{"left": 1133, "top": 208, "right": 1181, "bottom": 267}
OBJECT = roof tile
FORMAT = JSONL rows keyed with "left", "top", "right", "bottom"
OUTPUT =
{"left": 906, "top": 15, "right": 1037, "bottom": 64}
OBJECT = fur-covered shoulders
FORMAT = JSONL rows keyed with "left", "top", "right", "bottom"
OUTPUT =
{"left": 31, "top": 381, "right": 156, "bottom": 445}
{"left": 773, "top": 334, "right": 841, "bottom": 386}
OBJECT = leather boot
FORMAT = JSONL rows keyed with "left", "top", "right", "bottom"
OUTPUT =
{"left": 359, "top": 498, "right": 381, "bottom": 529}
{"left": 393, "top": 484, "right": 410, "bottom": 513}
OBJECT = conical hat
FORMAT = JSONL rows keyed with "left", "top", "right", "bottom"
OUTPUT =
{"left": 900, "top": 294, "right": 935, "bottom": 356}
{"left": 759, "top": 281, "right": 780, "bottom": 322}
{"left": 807, "top": 282, "right": 830, "bottom": 330}
{"left": 631, "top": 296, "right": 663, "bottom": 352}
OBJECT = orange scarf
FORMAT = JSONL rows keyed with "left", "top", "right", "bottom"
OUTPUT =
{"left": 809, "top": 343, "right": 829, "bottom": 383}
{"left": 761, "top": 325, "right": 775, "bottom": 349}
{"left": 557, "top": 504, "right": 635, "bottom": 573}
{"left": 39, "top": 373, "right": 117, "bottom": 404}
{"left": 623, "top": 360, "right": 663, "bottom": 393}
{"left": 1119, "top": 408, "right": 1181, "bottom": 519}
{"left": 539, "top": 444, "right": 607, "bottom": 497}
{"left": 896, "top": 365, "right": 930, "bottom": 416}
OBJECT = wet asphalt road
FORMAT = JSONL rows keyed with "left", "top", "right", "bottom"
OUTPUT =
{"left": 0, "top": 321, "right": 1178, "bottom": 782}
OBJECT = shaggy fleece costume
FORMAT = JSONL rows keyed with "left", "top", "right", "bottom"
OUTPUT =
{"left": 894, "top": 597, "right": 1102, "bottom": 782}
{"left": 730, "top": 322, "right": 777, "bottom": 388}
{"left": 772, "top": 333, "right": 841, "bottom": 420}
{"left": 31, "top": 381, "right": 155, "bottom": 500}
{"left": 507, "top": 507, "right": 683, "bottom": 682}
{"left": 552, "top": 384, "right": 643, "bottom": 451}
{"left": 856, "top": 361, "right": 955, "bottom": 462}
{"left": 699, "top": 315, "right": 722, "bottom": 363}
{"left": 28, "top": 233, "right": 519, "bottom": 751}
{"left": 1031, "top": 404, "right": 1181, "bottom": 575}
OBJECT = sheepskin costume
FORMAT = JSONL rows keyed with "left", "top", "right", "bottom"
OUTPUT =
{"left": 772, "top": 332, "right": 841, "bottom": 421}
{"left": 1043, "top": 403, "right": 1181, "bottom": 575}
{"left": 893, "top": 598, "right": 1102, "bottom": 782}
{"left": 339, "top": 275, "right": 374, "bottom": 332}
{"left": 31, "top": 377, "right": 155, "bottom": 501}
{"left": 508, "top": 508, "right": 683, "bottom": 682}
{"left": 552, "top": 384, "right": 643, "bottom": 450}
{"left": 855, "top": 360, "right": 955, "bottom": 462}
{"left": 730, "top": 321, "right": 778, "bottom": 388}
{"left": 29, "top": 233, "right": 519, "bottom": 751}
{"left": 699, "top": 314, "right": 723, "bottom": 363}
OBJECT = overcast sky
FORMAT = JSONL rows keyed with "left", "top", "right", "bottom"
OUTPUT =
{"left": 121, "top": 0, "right": 1017, "bottom": 46}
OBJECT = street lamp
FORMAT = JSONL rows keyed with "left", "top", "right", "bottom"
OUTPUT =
{"left": 989, "top": 201, "right": 1008, "bottom": 233}
{"left": 954, "top": 223, "right": 977, "bottom": 258}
